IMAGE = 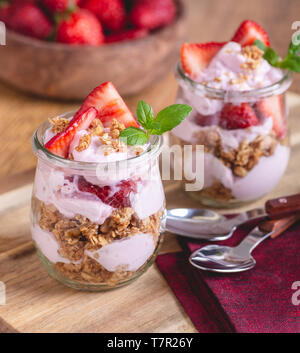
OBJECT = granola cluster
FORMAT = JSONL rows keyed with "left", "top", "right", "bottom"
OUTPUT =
{"left": 48, "top": 116, "right": 70, "bottom": 134}
{"left": 37, "top": 201, "right": 163, "bottom": 284}
{"left": 240, "top": 45, "right": 264, "bottom": 71}
{"left": 74, "top": 118, "right": 128, "bottom": 155}
{"left": 194, "top": 129, "right": 278, "bottom": 177}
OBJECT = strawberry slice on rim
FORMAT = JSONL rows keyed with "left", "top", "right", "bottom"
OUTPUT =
{"left": 180, "top": 42, "right": 225, "bottom": 80}
{"left": 256, "top": 95, "right": 286, "bottom": 138}
{"left": 45, "top": 107, "right": 98, "bottom": 158}
{"left": 74, "top": 81, "right": 139, "bottom": 128}
{"left": 231, "top": 20, "right": 270, "bottom": 47}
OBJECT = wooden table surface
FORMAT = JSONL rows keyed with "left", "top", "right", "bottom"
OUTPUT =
{"left": 0, "top": 0, "right": 300, "bottom": 333}
{"left": 0, "top": 0, "right": 299, "bottom": 179}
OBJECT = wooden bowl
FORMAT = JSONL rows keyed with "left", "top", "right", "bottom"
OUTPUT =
{"left": 0, "top": 1, "right": 186, "bottom": 100}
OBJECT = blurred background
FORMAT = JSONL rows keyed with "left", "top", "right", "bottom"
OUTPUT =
{"left": 0, "top": 0, "right": 299, "bottom": 180}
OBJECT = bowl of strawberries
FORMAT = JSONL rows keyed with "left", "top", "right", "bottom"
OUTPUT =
{"left": 0, "top": 0, "right": 185, "bottom": 100}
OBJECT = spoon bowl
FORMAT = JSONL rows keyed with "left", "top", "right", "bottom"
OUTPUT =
{"left": 189, "top": 214, "right": 300, "bottom": 273}
{"left": 189, "top": 246, "right": 256, "bottom": 273}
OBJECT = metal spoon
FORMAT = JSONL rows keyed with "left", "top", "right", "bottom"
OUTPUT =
{"left": 189, "top": 215, "right": 300, "bottom": 273}
{"left": 165, "top": 207, "right": 265, "bottom": 241}
{"left": 166, "top": 193, "right": 300, "bottom": 240}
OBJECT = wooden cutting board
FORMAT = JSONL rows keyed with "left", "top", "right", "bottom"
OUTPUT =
{"left": 1, "top": 93, "right": 300, "bottom": 333}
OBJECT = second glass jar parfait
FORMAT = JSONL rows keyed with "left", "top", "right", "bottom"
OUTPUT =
{"left": 170, "top": 65, "right": 292, "bottom": 208}
{"left": 31, "top": 114, "right": 165, "bottom": 291}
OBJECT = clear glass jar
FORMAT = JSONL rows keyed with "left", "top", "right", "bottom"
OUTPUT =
{"left": 31, "top": 112, "right": 165, "bottom": 291}
{"left": 170, "top": 64, "right": 292, "bottom": 208}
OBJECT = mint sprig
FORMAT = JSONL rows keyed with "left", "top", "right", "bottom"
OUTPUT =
{"left": 254, "top": 39, "right": 300, "bottom": 73}
{"left": 120, "top": 101, "right": 192, "bottom": 146}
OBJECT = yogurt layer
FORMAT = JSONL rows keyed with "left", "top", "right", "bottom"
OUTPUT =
{"left": 172, "top": 112, "right": 273, "bottom": 150}
{"left": 34, "top": 166, "right": 113, "bottom": 224}
{"left": 196, "top": 42, "right": 283, "bottom": 91}
{"left": 131, "top": 173, "right": 165, "bottom": 219}
{"left": 34, "top": 162, "right": 164, "bottom": 223}
{"left": 178, "top": 42, "right": 284, "bottom": 116}
{"left": 184, "top": 143, "right": 290, "bottom": 201}
{"left": 86, "top": 233, "right": 156, "bottom": 272}
{"left": 36, "top": 123, "right": 164, "bottom": 223}
{"left": 33, "top": 224, "right": 155, "bottom": 272}
{"left": 43, "top": 126, "right": 149, "bottom": 164}
{"left": 32, "top": 225, "right": 81, "bottom": 265}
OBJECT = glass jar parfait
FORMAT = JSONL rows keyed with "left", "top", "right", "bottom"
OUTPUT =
{"left": 31, "top": 113, "right": 165, "bottom": 291}
{"left": 170, "top": 65, "right": 292, "bottom": 208}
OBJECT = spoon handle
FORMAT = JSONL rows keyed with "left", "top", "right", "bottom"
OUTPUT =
{"left": 234, "top": 215, "right": 300, "bottom": 256}
{"left": 259, "top": 214, "right": 300, "bottom": 239}
{"left": 265, "top": 193, "right": 300, "bottom": 218}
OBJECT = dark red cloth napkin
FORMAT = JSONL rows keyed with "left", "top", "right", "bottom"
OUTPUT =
{"left": 156, "top": 219, "right": 300, "bottom": 333}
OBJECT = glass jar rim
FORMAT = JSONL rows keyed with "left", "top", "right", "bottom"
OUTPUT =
{"left": 176, "top": 63, "right": 293, "bottom": 100}
{"left": 32, "top": 111, "right": 163, "bottom": 172}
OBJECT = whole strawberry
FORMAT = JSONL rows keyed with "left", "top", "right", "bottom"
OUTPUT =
{"left": 81, "top": 0, "right": 126, "bottom": 32}
{"left": 56, "top": 9, "right": 104, "bottom": 45}
{"left": 9, "top": 2, "right": 52, "bottom": 39}
{"left": 130, "top": 0, "right": 176, "bottom": 30}
{"left": 42, "top": 0, "right": 79, "bottom": 14}
{"left": 220, "top": 103, "right": 259, "bottom": 130}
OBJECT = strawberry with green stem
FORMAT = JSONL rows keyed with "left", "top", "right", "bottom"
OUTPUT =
{"left": 56, "top": 8, "right": 104, "bottom": 45}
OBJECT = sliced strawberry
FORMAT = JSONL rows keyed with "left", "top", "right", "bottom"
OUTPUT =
{"left": 45, "top": 107, "right": 98, "bottom": 158}
{"left": 181, "top": 42, "right": 225, "bottom": 80}
{"left": 77, "top": 177, "right": 137, "bottom": 208}
{"left": 74, "top": 81, "right": 139, "bottom": 128}
{"left": 220, "top": 103, "right": 259, "bottom": 130}
{"left": 231, "top": 20, "right": 270, "bottom": 47}
{"left": 256, "top": 95, "right": 286, "bottom": 138}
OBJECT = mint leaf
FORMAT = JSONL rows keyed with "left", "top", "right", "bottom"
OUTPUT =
{"left": 120, "top": 102, "right": 192, "bottom": 145}
{"left": 120, "top": 127, "right": 148, "bottom": 146}
{"left": 278, "top": 56, "right": 300, "bottom": 72}
{"left": 289, "top": 37, "right": 300, "bottom": 56}
{"left": 254, "top": 40, "right": 279, "bottom": 66}
{"left": 255, "top": 38, "right": 300, "bottom": 73}
{"left": 263, "top": 48, "right": 279, "bottom": 66}
{"left": 254, "top": 39, "right": 267, "bottom": 51}
{"left": 152, "top": 104, "right": 192, "bottom": 135}
{"left": 136, "top": 100, "right": 154, "bottom": 129}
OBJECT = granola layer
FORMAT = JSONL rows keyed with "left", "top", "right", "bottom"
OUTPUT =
{"left": 194, "top": 129, "right": 280, "bottom": 177}
{"left": 170, "top": 127, "right": 289, "bottom": 204}
{"left": 36, "top": 200, "right": 163, "bottom": 284}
